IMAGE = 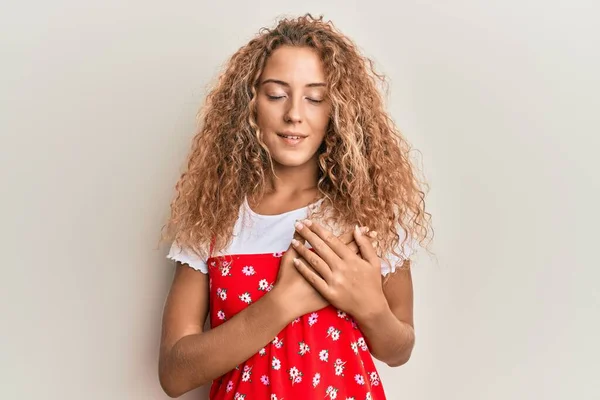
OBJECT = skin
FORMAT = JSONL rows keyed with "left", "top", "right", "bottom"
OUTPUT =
{"left": 158, "top": 45, "right": 415, "bottom": 398}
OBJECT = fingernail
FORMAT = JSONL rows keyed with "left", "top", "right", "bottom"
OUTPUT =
{"left": 302, "top": 219, "right": 313, "bottom": 227}
{"left": 295, "top": 221, "right": 304, "bottom": 230}
{"left": 355, "top": 224, "right": 362, "bottom": 236}
{"left": 361, "top": 226, "right": 369, "bottom": 233}
{"left": 291, "top": 239, "right": 299, "bottom": 246}
{"left": 293, "top": 258, "right": 300, "bottom": 266}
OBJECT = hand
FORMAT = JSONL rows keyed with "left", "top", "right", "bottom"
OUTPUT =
{"left": 271, "top": 226, "right": 376, "bottom": 320}
{"left": 271, "top": 232, "right": 328, "bottom": 320}
{"left": 291, "top": 220, "right": 387, "bottom": 322}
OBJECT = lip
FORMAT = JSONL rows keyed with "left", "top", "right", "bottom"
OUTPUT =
{"left": 277, "top": 132, "right": 306, "bottom": 146}
{"left": 278, "top": 131, "right": 308, "bottom": 138}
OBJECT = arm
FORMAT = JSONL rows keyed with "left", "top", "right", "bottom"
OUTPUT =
{"left": 158, "top": 262, "right": 294, "bottom": 398}
{"left": 354, "top": 260, "right": 415, "bottom": 367}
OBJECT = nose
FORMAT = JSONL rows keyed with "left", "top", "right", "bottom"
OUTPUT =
{"left": 284, "top": 96, "right": 303, "bottom": 123}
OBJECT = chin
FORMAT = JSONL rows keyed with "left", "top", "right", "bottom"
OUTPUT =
{"left": 271, "top": 153, "right": 314, "bottom": 168}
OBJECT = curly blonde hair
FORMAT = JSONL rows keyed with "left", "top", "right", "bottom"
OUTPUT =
{"left": 161, "top": 14, "right": 433, "bottom": 267}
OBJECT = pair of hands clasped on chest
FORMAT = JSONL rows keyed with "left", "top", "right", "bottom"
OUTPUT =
{"left": 271, "top": 220, "right": 385, "bottom": 324}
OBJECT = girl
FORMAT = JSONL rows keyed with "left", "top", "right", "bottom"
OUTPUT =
{"left": 159, "top": 14, "right": 432, "bottom": 400}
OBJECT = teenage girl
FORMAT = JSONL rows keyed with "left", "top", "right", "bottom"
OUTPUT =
{"left": 159, "top": 14, "right": 432, "bottom": 400}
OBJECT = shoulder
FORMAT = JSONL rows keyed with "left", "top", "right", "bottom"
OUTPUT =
{"left": 167, "top": 242, "right": 209, "bottom": 274}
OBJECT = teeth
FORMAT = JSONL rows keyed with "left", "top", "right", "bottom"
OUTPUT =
{"left": 280, "top": 135, "right": 301, "bottom": 139}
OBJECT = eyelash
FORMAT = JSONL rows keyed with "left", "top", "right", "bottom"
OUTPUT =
{"left": 267, "top": 95, "right": 323, "bottom": 104}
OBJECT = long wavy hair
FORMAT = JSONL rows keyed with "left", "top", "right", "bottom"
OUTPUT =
{"left": 161, "top": 14, "right": 433, "bottom": 268}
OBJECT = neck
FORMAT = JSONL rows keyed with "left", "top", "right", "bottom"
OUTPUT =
{"left": 268, "top": 157, "right": 319, "bottom": 195}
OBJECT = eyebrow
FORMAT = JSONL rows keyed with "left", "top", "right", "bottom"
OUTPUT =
{"left": 261, "top": 79, "right": 326, "bottom": 88}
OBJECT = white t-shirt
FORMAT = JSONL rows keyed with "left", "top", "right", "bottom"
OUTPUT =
{"left": 167, "top": 197, "right": 413, "bottom": 275}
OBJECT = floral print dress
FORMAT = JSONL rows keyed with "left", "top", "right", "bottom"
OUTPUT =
{"left": 207, "top": 251, "right": 387, "bottom": 400}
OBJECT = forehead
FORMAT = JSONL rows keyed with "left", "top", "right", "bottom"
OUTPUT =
{"left": 261, "top": 46, "right": 326, "bottom": 84}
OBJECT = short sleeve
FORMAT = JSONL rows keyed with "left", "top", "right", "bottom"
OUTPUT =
{"left": 379, "top": 227, "right": 417, "bottom": 276}
{"left": 166, "top": 242, "right": 208, "bottom": 274}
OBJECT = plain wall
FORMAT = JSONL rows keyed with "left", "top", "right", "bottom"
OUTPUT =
{"left": 1, "top": 0, "right": 599, "bottom": 399}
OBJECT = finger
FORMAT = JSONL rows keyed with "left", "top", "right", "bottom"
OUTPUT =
{"left": 293, "top": 231, "right": 306, "bottom": 244}
{"left": 347, "top": 240, "right": 359, "bottom": 254}
{"left": 348, "top": 240, "right": 376, "bottom": 253}
{"left": 368, "top": 230, "right": 378, "bottom": 238}
{"left": 338, "top": 226, "right": 368, "bottom": 245}
{"left": 291, "top": 238, "right": 333, "bottom": 282}
{"left": 296, "top": 220, "right": 354, "bottom": 264}
{"left": 353, "top": 225, "right": 380, "bottom": 265}
{"left": 293, "top": 257, "right": 330, "bottom": 296}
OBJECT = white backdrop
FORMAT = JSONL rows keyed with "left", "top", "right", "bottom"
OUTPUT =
{"left": 1, "top": 1, "right": 599, "bottom": 399}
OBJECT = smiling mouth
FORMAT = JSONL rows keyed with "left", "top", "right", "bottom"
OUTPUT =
{"left": 277, "top": 134, "right": 304, "bottom": 140}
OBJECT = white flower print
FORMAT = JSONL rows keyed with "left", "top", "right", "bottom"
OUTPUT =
{"left": 289, "top": 367, "right": 300, "bottom": 378}
{"left": 242, "top": 265, "right": 256, "bottom": 276}
{"left": 217, "top": 288, "right": 227, "bottom": 301}
{"left": 308, "top": 312, "right": 318, "bottom": 326}
{"left": 258, "top": 279, "right": 269, "bottom": 291}
{"left": 366, "top": 392, "right": 372, "bottom": 400}
{"left": 234, "top": 393, "right": 246, "bottom": 400}
{"left": 319, "top": 349, "right": 329, "bottom": 362}
{"left": 337, "top": 310, "right": 347, "bottom": 319}
{"left": 334, "top": 359, "right": 346, "bottom": 376}
{"left": 267, "top": 284, "right": 273, "bottom": 292}
{"left": 260, "top": 375, "right": 269, "bottom": 385}
{"left": 272, "top": 336, "right": 284, "bottom": 349}
{"left": 298, "top": 341, "right": 310, "bottom": 356}
{"left": 226, "top": 380, "right": 234, "bottom": 392}
{"left": 369, "top": 371, "right": 380, "bottom": 386}
{"left": 270, "top": 394, "right": 279, "bottom": 400}
{"left": 217, "top": 310, "right": 226, "bottom": 321}
{"left": 288, "top": 366, "right": 303, "bottom": 385}
{"left": 292, "top": 317, "right": 301, "bottom": 325}
{"left": 354, "top": 374, "right": 365, "bottom": 385}
{"left": 326, "top": 326, "right": 341, "bottom": 341}
{"left": 351, "top": 341, "right": 358, "bottom": 355}
{"left": 357, "top": 337, "right": 368, "bottom": 351}
{"left": 239, "top": 292, "right": 252, "bottom": 304}
{"left": 259, "top": 348, "right": 266, "bottom": 356}
{"left": 312, "top": 372, "right": 321, "bottom": 388}
{"left": 346, "top": 398, "right": 356, "bottom": 400}
{"left": 220, "top": 265, "right": 231, "bottom": 276}
{"left": 273, "top": 251, "right": 284, "bottom": 257}
{"left": 243, "top": 365, "right": 251, "bottom": 372}
{"left": 271, "top": 356, "right": 281, "bottom": 370}
{"left": 242, "top": 370, "right": 251, "bottom": 382}
{"left": 326, "top": 386, "right": 339, "bottom": 399}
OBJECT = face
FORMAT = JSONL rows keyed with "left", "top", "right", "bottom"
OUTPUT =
{"left": 256, "top": 46, "right": 331, "bottom": 169}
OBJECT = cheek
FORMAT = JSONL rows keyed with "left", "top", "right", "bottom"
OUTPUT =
{"left": 256, "top": 100, "right": 280, "bottom": 128}
{"left": 308, "top": 108, "right": 331, "bottom": 133}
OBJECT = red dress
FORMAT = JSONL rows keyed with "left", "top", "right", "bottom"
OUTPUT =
{"left": 207, "top": 251, "right": 387, "bottom": 400}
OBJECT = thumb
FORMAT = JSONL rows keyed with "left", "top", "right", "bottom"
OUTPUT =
{"left": 353, "top": 225, "right": 379, "bottom": 265}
